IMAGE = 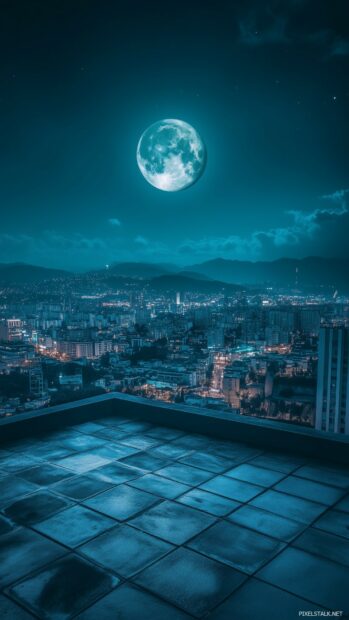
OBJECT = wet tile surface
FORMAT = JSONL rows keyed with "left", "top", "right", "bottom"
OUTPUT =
{"left": 188, "top": 520, "right": 285, "bottom": 574}
{"left": 4, "top": 490, "right": 71, "bottom": 525}
{"left": 257, "top": 547, "right": 349, "bottom": 613}
{"left": 33, "top": 505, "right": 116, "bottom": 548}
{"left": 130, "top": 499, "right": 215, "bottom": 545}
{"left": 7, "top": 555, "right": 118, "bottom": 619}
{"left": 210, "top": 578, "right": 325, "bottom": 620}
{"left": 80, "top": 524, "right": 173, "bottom": 577}
{"left": 0, "top": 412, "right": 349, "bottom": 618}
{"left": 75, "top": 582, "right": 192, "bottom": 619}
{"left": 134, "top": 547, "right": 247, "bottom": 617}
{"left": 83, "top": 484, "right": 159, "bottom": 520}
{"left": 227, "top": 504, "right": 305, "bottom": 541}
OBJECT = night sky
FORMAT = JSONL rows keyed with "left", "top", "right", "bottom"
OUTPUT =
{"left": 1, "top": 0, "right": 349, "bottom": 270}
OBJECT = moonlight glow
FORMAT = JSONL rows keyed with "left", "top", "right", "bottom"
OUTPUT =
{"left": 136, "top": 119, "right": 206, "bottom": 191}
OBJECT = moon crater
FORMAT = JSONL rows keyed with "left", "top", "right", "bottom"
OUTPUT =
{"left": 137, "top": 119, "right": 206, "bottom": 191}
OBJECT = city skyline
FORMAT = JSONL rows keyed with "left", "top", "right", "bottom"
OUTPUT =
{"left": 1, "top": 0, "right": 348, "bottom": 270}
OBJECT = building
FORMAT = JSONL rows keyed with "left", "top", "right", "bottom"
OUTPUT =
{"left": 0, "top": 342, "right": 35, "bottom": 367}
{"left": 315, "top": 326, "right": 349, "bottom": 434}
{"left": 0, "top": 318, "right": 23, "bottom": 341}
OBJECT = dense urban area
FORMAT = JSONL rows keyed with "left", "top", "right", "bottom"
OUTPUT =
{"left": 1, "top": 262, "right": 348, "bottom": 434}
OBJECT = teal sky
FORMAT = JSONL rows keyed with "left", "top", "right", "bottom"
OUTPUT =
{"left": 0, "top": 0, "right": 348, "bottom": 269}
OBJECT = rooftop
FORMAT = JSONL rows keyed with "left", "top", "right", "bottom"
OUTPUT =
{"left": 0, "top": 395, "right": 349, "bottom": 619}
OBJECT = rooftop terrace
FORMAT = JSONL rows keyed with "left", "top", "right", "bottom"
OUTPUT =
{"left": 0, "top": 394, "right": 349, "bottom": 619}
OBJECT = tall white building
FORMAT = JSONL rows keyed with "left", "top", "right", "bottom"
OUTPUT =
{"left": 315, "top": 326, "right": 349, "bottom": 434}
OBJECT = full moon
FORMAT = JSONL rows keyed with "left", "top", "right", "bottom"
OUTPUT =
{"left": 136, "top": 119, "right": 206, "bottom": 191}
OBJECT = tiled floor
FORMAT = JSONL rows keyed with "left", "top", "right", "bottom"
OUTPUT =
{"left": 0, "top": 414, "right": 349, "bottom": 619}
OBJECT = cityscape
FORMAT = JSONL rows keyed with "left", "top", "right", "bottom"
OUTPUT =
{"left": 1, "top": 259, "right": 348, "bottom": 434}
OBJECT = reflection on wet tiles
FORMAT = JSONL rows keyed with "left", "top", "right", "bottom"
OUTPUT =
{"left": 127, "top": 473, "right": 191, "bottom": 499}
{"left": 189, "top": 520, "right": 285, "bottom": 574}
{"left": 227, "top": 504, "right": 305, "bottom": 541}
{"left": 8, "top": 554, "right": 118, "bottom": 619}
{"left": 33, "top": 505, "right": 115, "bottom": 548}
{"left": 52, "top": 475, "right": 114, "bottom": 500}
{"left": 200, "top": 475, "right": 263, "bottom": 502}
{"left": 80, "top": 524, "right": 173, "bottom": 577}
{"left": 83, "top": 484, "right": 159, "bottom": 520}
{"left": 0, "top": 528, "right": 66, "bottom": 588}
{"left": 130, "top": 499, "right": 215, "bottom": 545}
{"left": 4, "top": 490, "right": 71, "bottom": 525}
{"left": 250, "top": 489, "right": 327, "bottom": 524}
{"left": 75, "top": 583, "right": 191, "bottom": 620}
{"left": 133, "top": 547, "right": 247, "bottom": 617}
{"left": 176, "top": 488, "right": 240, "bottom": 517}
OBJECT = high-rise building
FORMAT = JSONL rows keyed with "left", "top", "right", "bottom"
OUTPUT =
{"left": 315, "top": 326, "right": 349, "bottom": 434}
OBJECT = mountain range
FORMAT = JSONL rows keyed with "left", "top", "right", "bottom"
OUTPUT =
{"left": 0, "top": 257, "right": 348, "bottom": 291}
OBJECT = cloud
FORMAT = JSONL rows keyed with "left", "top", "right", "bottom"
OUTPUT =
{"left": 108, "top": 218, "right": 121, "bottom": 226}
{"left": 179, "top": 190, "right": 349, "bottom": 261}
{"left": 134, "top": 235, "right": 149, "bottom": 246}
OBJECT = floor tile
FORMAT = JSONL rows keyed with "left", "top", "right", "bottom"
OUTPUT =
{"left": 209, "top": 577, "right": 325, "bottom": 620}
{"left": 313, "top": 510, "right": 349, "bottom": 540}
{"left": 0, "top": 594, "right": 35, "bottom": 619}
{"left": 52, "top": 475, "right": 114, "bottom": 500}
{"left": 133, "top": 547, "right": 247, "bottom": 618}
{"left": 130, "top": 500, "right": 215, "bottom": 545}
{"left": 33, "top": 505, "right": 115, "bottom": 548}
{"left": 250, "top": 490, "right": 327, "bottom": 524}
{"left": 4, "top": 491, "right": 71, "bottom": 525}
{"left": 249, "top": 453, "right": 306, "bottom": 474}
{"left": 89, "top": 462, "right": 143, "bottom": 484}
{"left": 127, "top": 473, "right": 191, "bottom": 499}
{"left": 293, "top": 527, "right": 349, "bottom": 567}
{"left": 88, "top": 443, "right": 140, "bottom": 459}
{"left": 257, "top": 547, "right": 349, "bottom": 613}
{"left": 150, "top": 444, "right": 193, "bottom": 459}
{"left": 0, "top": 453, "right": 42, "bottom": 473}
{"left": 80, "top": 524, "right": 173, "bottom": 577}
{"left": 0, "top": 515, "right": 16, "bottom": 536}
{"left": 274, "top": 475, "right": 344, "bottom": 506}
{"left": 179, "top": 451, "right": 234, "bottom": 474}
{"left": 227, "top": 505, "right": 305, "bottom": 541}
{"left": 225, "top": 463, "right": 285, "bottom": 487}
{"left": 119, "top": 452, "right": 169, "bottom": 472}
{"left": 54, "top": 452, "right": 111, "bottom": 474}
{"left": 200, "top": 475, "right": 263, "bottom": 502}
{"left": 0, "top": 528, "right": 66, "bottom": 588}
{"left": 176, "top": 488, "right": 240, "bottom": 516}
{"left": 119, "top": 421, "right": 153, "bottom": 433}
{"left": 118, "top": 435, "right": 161, "bottom": 450}
{"left": 72, "top": 421, "right": 106, "bottom": 434}
{"left": 295, "top": 464, "right": 349, "bottom": 489}
{"left": 335, "top": 494, "right": 349, "bottom": 513}
{"left": 18, "top": 464, "right": 74, "bottom": 486}
{"left": 0, "top": 477, "right": 38, "bottom": 507}
{"left": 189, "top": 520, "right": 284, "bottom": 574}
{"left": 75, "top": 583, "right": 191, "bottom": 620}
{"left": 157, "top": 463, "right": 214, "bottom": 485}
{"left": 8, "top": 554, "right": 118, "bottom": 619}
{"left": 83, "top": 484, "right": 159, "bottom": 520}
{"left": 145, "top": 426, "right": 185, "bottom": 440}
{"left": 56, "top": 434, "right": 107, "bottom": 452}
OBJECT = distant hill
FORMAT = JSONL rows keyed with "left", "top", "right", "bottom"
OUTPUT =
{"left": 149, "top": 274, "right": 243, "bottom": 294}
{"left": 101, "top": 262, "right": 178, "bottom": 279}
{"left": 0, "top": 263, "right": 70, "bottom": 283}
{"left": 187, "top": 257, "right": 349, "bottom": 289}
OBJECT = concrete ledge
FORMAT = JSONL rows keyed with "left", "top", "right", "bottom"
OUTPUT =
{"left": 1, "top": 392, "right": 349, "bottom": 465}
